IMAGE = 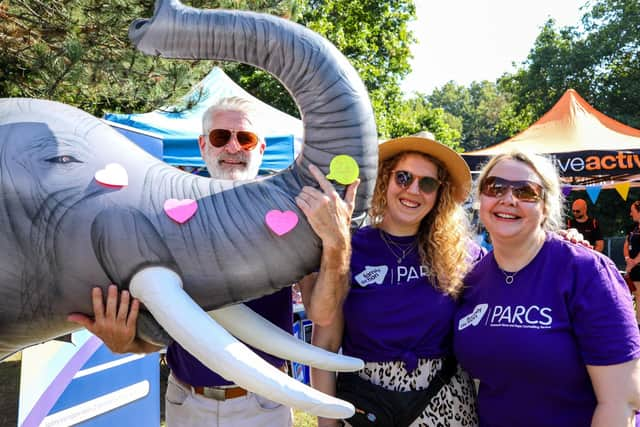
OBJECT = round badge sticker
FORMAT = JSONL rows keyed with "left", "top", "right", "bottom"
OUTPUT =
{"left": 326, "top": 155, "right": 359, "bottom": 185}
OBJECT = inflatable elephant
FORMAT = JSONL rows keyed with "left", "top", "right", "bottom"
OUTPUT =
{"left": 0, "top": 0, "right": 378, "bottom": 419}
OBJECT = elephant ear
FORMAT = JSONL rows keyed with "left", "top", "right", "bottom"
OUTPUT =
{"left": 91, "top": 207, "right": 177, "bottom": 344}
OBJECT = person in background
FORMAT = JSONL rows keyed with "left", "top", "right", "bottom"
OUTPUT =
{"left": 454, "top": 151, "right": 640, "bottom": 427}
{"left": 624, "top": 200, "right": 640, "bottom": 324}
{"left": 306, "top": 135, "right": 481, "bottom": 427}
{"left": 476, "top": 224, "right": 493, "bottom": 252}
{"left": 567, "top": 198, "right": 604, "bottom": 252}
{"left": 68, "top": 96, "right": 358, "bottom": 427}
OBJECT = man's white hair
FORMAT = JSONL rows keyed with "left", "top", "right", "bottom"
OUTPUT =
{"left": 201, "top": 96, "right": 263, "bottom": 137}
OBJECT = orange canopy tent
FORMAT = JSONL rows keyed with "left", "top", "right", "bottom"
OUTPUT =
{"left": 462, "top": 89, "right": 640, "bottom": 185}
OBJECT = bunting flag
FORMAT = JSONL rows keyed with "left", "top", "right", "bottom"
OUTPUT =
{"left": 614, "top": 182, "right": 631, "bottom": 201}
{"left": 559, "top": 179, "right": 638, "bottom": 204}
{"left": 585, "top": 186, "right": 602, "bottom": 204}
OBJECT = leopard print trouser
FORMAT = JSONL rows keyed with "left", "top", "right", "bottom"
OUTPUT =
{"left": 344, "top": 358, "right": 478, "bottom": 427}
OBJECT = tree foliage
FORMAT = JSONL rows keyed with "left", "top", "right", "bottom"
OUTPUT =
{"left": 581, "top": 0, "right": 640, "bottom": 127}
{"left": 1, "top": 0, "right": 466, "bottom": 144}
{"left": 497, "top": 0, "right": 640, "bottom": 128}
{"left": 301, "top": 0, "right": 417, "bottom": 138}
{"left": 388, "top": 97, "right": 462, "bottom": 149}
{"left": 427, "top": 81, "right": 532, "bottom": 152}
{"left": 0, "top": 0, "right": 301, "bottom": 117}
{"left": 0, "top": 0, "right": 440, "bottom": 142}
{"left": 420, "top": 0, "right": 639, "bottom": 154}
{"left": 226, "top": 0, "right": 420, "bottom": 139}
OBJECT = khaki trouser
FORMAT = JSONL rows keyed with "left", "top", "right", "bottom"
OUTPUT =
{"left": 166, "top": 373, "right": 293, "bottom": 427}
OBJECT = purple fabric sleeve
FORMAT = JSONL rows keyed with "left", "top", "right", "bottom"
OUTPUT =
{"left": 570, "top": 254, "right": 640, "bottom": 365}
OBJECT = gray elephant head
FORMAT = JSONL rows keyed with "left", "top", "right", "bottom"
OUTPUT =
{"left": 0, "top": 0, "right": 377, "bottom": 418}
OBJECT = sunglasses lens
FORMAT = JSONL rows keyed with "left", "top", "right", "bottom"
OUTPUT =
{"left": 394, "top": 170, "right": 413, "bottom": 188}
{"left": 480, "top": 177, "right": 503, "bottom": 197}
{"left": 418, "top": 176, "right": 440, "bottom": 193}
{"left": 236, "top": 131, "right": 259, "bottom": 150}
{"left": 513, "top": 184, "right": 542, "bottom": 202}
{"left": 208, "top": 129, "right": 259, "bottom": 151}
{"left": 481, "top": 177, "right": 542, "bottom": 202}
{"left": 209, "top": 129, "right": 232, "bottom": 147}
{"left": 394, "top": 171, "right": 440, "bottom": 194}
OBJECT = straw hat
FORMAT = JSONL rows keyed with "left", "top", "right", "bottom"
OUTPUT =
{"left": 378, "top": 135, "right": 471, "bottom": 202}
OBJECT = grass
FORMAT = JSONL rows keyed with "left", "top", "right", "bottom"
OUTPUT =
{"left": 161, "top": 410, "right": 316, "bottom": 426}
{"left": 293, "top": 409, "right": 318, "bottom": 426}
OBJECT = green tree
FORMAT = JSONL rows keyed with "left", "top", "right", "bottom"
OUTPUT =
{"left": 497, "top": 19, "right": 592, "bottom": 120}
{"left": 0, "top": 0, "right": 300, "bottom": 117}
{"left": 427, "top": 81, "right": 530, "bottom": 151}
{"left": 1, "top": 0, "right": 429, "bottom": 141}
{"left": 226, "top": 0, "right": 418, "bottom": 137}
{"left": 581, "top": 0, "right": 640, "bottom": 127}
{"left": 432, "top": 0, "right": 639, "bottom": 152}
{"left": 389, "top": 97, "right": 462, "bottom": 149}
{"left": 498, "top": 0, "right": 640, "bottom": 128}
{"left": 301, "top": 0, "right": 416, "bottom": 138}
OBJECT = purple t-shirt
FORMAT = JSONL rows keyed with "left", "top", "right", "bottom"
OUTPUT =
{"left": 453, "top": 233, "right": 640, "bottom": 427}
{"left": 167, "top": 287, "right": 292, "bottom": 386}
{"left": 343, "top": 226, "right": 483, "bottom": 372}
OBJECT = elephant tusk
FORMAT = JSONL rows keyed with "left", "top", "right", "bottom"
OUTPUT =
{"left": 129, "top": 266, "right": 355, "bottom": 419}
{"left": 209, "top": 304, "right": 363, "bottom": 372}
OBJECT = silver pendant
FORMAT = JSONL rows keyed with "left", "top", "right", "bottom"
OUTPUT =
{"left": 505, "top": 275, "right": 514, "bottom": 285}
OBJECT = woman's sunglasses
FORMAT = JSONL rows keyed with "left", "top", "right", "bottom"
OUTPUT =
{"left": 480, "top": 176, "right": 544, "bottom": 202}
{"left": 207, "top": 129, "right": 259, "bottom": 151}
{"left": 393, "top": 170, "right": 441, "bottom": 194}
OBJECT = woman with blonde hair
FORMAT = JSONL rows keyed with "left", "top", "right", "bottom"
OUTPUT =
{"left": 302, "top": 135, "right": 481, "bottom": 427}
{"left": 454, "top": 150, "right": 640, "bottom": 426}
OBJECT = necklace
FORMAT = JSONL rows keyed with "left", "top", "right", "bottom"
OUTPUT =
{"left": 495, "top": 232, "right": 547, "bottom": 285}
{"left": 500, "top": 269, "right": 517, "bottom": 285}
{"left": 379, "top": 230, "right": 418, "bottom": 264}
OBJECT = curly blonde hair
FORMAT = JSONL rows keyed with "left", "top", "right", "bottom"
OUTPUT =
{"left": 369, "top": 151, "right": 473, "bottom": 297}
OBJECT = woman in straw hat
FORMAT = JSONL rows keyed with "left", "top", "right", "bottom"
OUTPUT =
{"left": 304, "top": 135, "right": 481, "bottom": 427}
{"left": 454, "top": 151, "right": 640, "bottom": 426}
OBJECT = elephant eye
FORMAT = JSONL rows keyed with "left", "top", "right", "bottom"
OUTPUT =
{"left": 46, "top": 155, "right": 82, "bottom": 164}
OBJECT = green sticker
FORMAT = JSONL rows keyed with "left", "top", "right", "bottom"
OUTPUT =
{"left": 327, "top": 155, "right": 359, "bottom": 185}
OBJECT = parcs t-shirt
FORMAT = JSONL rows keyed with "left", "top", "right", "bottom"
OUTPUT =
{"left": 343, "top": 226, "right": 483, "bottom": 371}
{"left": 454, "top": 234, "right": 640, "bottom": 427}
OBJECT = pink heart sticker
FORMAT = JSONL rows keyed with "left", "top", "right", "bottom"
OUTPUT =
{"left": 164, "top": 199, "right": 198, "bottom": 224}
{"left": 265, "top": 210, "right": 299, "bottom": 236}
{"left": 95, "top": 163, "right": 128, "bottom": 187}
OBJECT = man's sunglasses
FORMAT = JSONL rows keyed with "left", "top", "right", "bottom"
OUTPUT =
{"left": 393, "top": 170, "right": 441, "bottom": 194}
{"left": 207, "top": 129, "right": 259, "bottom": 151}
{"left": 480, "top": 176, "right": 544, "bottom": 203}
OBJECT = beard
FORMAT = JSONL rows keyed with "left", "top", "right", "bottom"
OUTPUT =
{"left": 203, "top": 149, "right": 260, "bottom": 180}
